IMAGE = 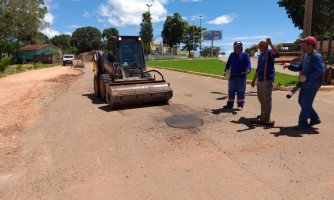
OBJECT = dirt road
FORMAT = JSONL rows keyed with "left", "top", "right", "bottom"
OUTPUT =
{"left": 1, "top": 63, "right": 333, "bottom": 199}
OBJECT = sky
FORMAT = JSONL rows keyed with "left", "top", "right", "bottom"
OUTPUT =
{"left": 41, "top": 0, "right": 302, "bottom": 53}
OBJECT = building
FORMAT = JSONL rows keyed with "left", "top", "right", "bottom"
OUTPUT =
{"left": 19, "top": 44, "right": 62, "bottom": 63}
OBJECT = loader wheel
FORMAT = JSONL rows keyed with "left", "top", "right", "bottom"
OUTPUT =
{"left": 94, "top": 75, "right": 100, "bottom": 97}
{"left": 99, "top": 74, "right": 106, "bottom": 101}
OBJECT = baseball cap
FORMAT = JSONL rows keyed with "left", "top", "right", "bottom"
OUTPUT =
{"left": 233, "top": 41, "right": 243, "bottom": 46}
{"left": 300, "top": 36, "right": 317, "bottom": 45}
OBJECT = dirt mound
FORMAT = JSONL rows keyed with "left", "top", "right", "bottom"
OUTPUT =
{"left": 0, "top": 67, "right": 83, "bottom": 173}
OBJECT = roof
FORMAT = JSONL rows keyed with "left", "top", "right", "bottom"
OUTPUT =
{"left": 19, "top": 44, "right": 50, "bottom": 51}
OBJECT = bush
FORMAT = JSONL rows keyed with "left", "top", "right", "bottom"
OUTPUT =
{"left": 0, "top": 57, "right": 12, "bottom": 72}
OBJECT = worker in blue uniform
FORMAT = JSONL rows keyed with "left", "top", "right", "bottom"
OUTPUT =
{"left": 283, "top": 36, "right": 324, "bottom": 129}
{"left": 223, "top": 41, "right": 251, "bottom": 110}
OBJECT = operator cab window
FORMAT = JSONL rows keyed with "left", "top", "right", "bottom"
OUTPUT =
{"left": 118, "top": 39, "right": 144, "bottom": 69}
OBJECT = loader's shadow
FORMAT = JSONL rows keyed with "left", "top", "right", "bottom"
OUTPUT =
{"left": 270, "top": 126, "right": 319, "bottom": 137}
{"left": 82, "top": 93, "right": 169, "bottom": 112}
{"left": 98, "top": 102, "right": 169, "bottom": 112}
{"left": 82, "top": 93, "right": 105, "bottom": 104}
{"left": 211, "top": 91, "right": 258, "bottom": 101}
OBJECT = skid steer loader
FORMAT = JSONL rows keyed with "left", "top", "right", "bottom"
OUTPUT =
{"left": 93, "top": 36, "right": 173, "bottom": 107}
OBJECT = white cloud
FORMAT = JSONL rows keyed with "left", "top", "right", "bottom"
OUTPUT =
{"left": 208, "top": 14, "right": 238, "bottom": 25}
{"left": 67, "top": 25, "right": 82, "bottom": 29}
{"left": 83, "top": 11, "right": 92, "bottom": 18}
{"left": 181, "top": 0, "right": 202, "bottom": 2}
{"left": 98, "top": 0, "right": 168, "bottom": 27}
{"left": 40, "top": 0, "right": 59, "bottom": 38}
{"left": 232, "top": 35, "right": 270, "bottom": 40}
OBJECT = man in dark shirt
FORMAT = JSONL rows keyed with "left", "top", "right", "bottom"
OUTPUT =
{"left": 251, "top": 38, "right": 278, "bottom": 123}
{"left": 223, "top": 41, "right": 251, "bottom": 110}
{"left": 283, "top": 36, "right": 324, "bottom": 129}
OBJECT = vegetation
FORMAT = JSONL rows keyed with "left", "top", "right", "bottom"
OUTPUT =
{"left": 140, "top": 12, "right": 153, "bottom": 55}
{"left": 50, "top": 34, "right": 73, "bottom": 53}
{"left": 147, "top": 59, "right": 298, "bottom": 86}
{"left": 101, "top": 27, "right": 119, "bottom": 51}
{"left": 278, "top": 0, "right": 334, "bottom": 58}
{"left": 70, "top": 26, "right": 102, "bottom": 54}
{"left": 0, "top": 62, "right": 60, "bottom": 79}
{"left": 181, "top": 24, "right": 204, "bottom": 57}
{"left": 200, "top": 46, "right": 221, "bottom": 57}
{"left": 161, "top": 13, "right": 187, "bottom": 54}
{"left": 0, "top": 0, "right": 47, "bottom": 58}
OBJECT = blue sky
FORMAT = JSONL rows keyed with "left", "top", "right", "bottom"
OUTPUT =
{"left": 41, "top": 0, "right": 301, "bottom": 52}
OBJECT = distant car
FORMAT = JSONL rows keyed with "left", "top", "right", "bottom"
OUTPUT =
{"left": 63, "top": 54, "right": 75, "bottom": 66}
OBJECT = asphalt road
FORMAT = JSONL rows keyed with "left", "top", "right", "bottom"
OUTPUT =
{"left": 1, "top": 62, "right": 333, "bottom": 199}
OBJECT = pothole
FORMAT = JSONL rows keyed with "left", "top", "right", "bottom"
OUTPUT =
{"left": 165, "top": 114, "right": 204, "bottom": 129}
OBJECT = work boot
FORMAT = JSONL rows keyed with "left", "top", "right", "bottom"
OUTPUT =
{"left": 309, "top": 120, "right": 321, "bottom": 127}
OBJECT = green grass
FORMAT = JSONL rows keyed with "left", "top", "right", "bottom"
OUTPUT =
{"left": 0, "top": 62, "right": 61, "bottom": 79}
{"left": 147, "top": 58, "right": 298, "bottom": 86}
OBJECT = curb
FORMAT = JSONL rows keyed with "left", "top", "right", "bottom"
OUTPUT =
{"left": 150, "top": 66, "right": 334, "bottom": 92}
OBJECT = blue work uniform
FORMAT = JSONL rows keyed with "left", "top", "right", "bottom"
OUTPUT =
{"left": 289, "top": 51, "right": 324, "bottom": 127}
{"left": 225, "top": 52, "right": 251, "bottom": 107}
{"left": 257, "top": 49, "right": 279, "bottom": 82}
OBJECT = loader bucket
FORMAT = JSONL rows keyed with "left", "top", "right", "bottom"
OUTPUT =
{"left": 105, "top": 80, "right": 173, "bottom": 107}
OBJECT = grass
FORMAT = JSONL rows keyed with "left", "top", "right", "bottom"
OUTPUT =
{"left": 147, "top": 58, "right": 298, "bottom": 86}
{"left": 0, "top": 62, "right": 61, "bottom": 79}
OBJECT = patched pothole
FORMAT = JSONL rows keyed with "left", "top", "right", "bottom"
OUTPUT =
{"left": 165, "top": 114, "right": 204, "bottom": 129}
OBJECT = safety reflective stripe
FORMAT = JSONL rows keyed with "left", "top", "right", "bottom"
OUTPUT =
{"left": 228, "top": 99, "right": 235, "bottom": 102}
{"left": 237, "top": 99, "right": 245, "bottom": 102}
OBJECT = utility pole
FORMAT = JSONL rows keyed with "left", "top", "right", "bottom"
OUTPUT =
{"left": 303, "top": 0, "right": 313, "bottom": 37}
{"left": 146, "top": 4, "right": 153, "bottom": 13}
{"left": 199, "top": 15, "right": 203, "bottom": 57}
{"left": 192, "top": 20, "right": 195, "bottom": 58}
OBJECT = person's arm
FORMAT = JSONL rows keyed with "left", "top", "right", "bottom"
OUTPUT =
{"left": 242, "top": 53, "right": 251, "bottom": 74}
{"left": 251, "top": 71, "right": 258, "bottom": 87}
{"left": 267, "top": 38, "right": 278, "bottom": 56}
{"left": 225, "top": 53, "right": 232, "bottom": 73}
{"left": 305, "top": 53, "right": 325, "bottom": 80}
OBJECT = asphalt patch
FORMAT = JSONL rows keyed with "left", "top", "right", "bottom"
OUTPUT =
{"left": 165, "top": 114, "right": 204, "bottom": 129}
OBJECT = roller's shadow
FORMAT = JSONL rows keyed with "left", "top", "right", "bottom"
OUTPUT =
{"left": 82, "top": 93, "right": 168, "bottom": 112}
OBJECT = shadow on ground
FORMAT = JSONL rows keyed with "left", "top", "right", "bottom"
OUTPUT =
{"left": 82, "top": 93, "right": 104, "bottom": 104}
{"left": 230, "top": 117, "right": 256, "bottom": 132}
{"left": 270, "top": 126, "right": 319, "bottom": 137}
{"left": 230, "top": 116, "right": 320, "bottom": 136}
{"left": 82, "top": 93, "right": 169, "bottom": 112}
{"left": 211, "top": 91, "right": 258, "bottom": 101}
{"left": 211, "top": 108, "right": 238, "bottom": 115}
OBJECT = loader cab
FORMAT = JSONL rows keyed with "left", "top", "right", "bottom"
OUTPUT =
{"left": 115, "top": 36, "right": 145, "bottom": 70}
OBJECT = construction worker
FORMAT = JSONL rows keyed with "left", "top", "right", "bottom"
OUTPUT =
{"left": 223, "top": 41, "right": 251, "bottom": 110}
{"left": 251, "top": 38, "right": 278, "bottom": 124}
{"left": 283, "top": 36, "right": 324, "bottom": 129}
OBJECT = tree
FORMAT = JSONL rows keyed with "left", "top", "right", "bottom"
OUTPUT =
{"left": 278, "top": 0, "right": 334, "bottom": 53}
{"left": 51, "top": 34, "right": 72, "bottom": 52}
{"left": 101, "top": 27, "right": 119, "bottom": 51}
{"left": 0, "top": 0, "right": 47, "bottom": 41}
{"left": 245, "top": 44, "right": 259, "bottom": 56}
{"left": 181, "top": 24, "right": 204, "bottom": 57}
{"left": 102, "top": 27, "right": 119, "bottom": 40}
{"left": 161, "top": 13, "right": 187, "bottom": 54}
{"left": 139, "top": 12, "right": 153, "bottom": 55}
{"left": 71, "top": 26, "right": 101, "bottom": 54}
{"left": 201, "top": 46, "right": 221, "bottom": 57}
{"left": 0, "top": 0, "right": 47, "bottom": 57}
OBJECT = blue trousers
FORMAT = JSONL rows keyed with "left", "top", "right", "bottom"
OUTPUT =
{"left": 298, "top": 88, "right": 321, "bottom": 127}
{"left": 227, "top": 77, "right": 246, "bottom": 107}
